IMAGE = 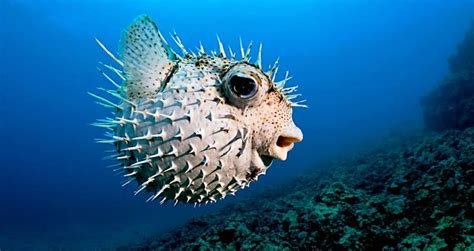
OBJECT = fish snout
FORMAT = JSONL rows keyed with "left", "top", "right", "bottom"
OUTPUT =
{"left": 269, "top": 125, "right": 303, "bottom": 161}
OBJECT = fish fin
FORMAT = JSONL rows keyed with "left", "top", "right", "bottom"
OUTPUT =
{"left": 119, "top": 15, "right": 176, "bottom": 99}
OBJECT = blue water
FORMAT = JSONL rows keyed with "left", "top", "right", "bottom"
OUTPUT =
{"left": 1, "top": 0, "right": 473, "bottom": 249}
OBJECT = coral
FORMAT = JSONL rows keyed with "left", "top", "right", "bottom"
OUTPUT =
{"left": 121, "top": 128, "right": 474, "bottom": 250}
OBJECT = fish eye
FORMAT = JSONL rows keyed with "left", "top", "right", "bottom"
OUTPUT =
{"left": 223, "top": 64, "right": 268, "bottom": 108}
{"left": 229, "top": 75, "right": 258, "bottom": 99}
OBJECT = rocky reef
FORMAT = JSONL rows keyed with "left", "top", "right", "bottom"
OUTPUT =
{"left": 421, "top": 21, "right": 474, "bottom": 131}
{"left": 122, "top": 21, "right": 474, "bottom": 251}
{"left": 124, "top": 129, "right": 473, "bottom": 250}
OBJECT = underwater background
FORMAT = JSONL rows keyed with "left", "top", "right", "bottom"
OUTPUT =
{"left": 1, "top": 0, "right": 473, "bottom": 250}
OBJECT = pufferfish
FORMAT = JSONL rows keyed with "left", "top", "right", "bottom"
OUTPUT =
{"left": 91, "top": 15, "right": 305, "bottom": 206}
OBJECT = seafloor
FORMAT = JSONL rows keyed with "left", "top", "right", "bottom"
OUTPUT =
{"left": 124, "top": 129, "right": 473, "bottom": 250}
{"left": 122, "top": 22, "right": 474, "bottom": 250}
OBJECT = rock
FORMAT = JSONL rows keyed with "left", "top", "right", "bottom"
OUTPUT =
{"left": 421, "top": 21, "right": 474, "bottom": 131}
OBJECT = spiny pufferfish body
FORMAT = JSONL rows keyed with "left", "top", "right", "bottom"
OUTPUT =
{"left": 92, "top": 15, "right": 304, "bottom": 205}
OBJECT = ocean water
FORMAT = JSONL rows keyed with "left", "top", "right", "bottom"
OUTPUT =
{"left": 1, "top": 0, "right": 473, "bottom": 249}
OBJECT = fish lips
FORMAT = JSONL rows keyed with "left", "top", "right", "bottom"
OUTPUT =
{"left": 268, "top": 126, "right": 303, "bottom": 161}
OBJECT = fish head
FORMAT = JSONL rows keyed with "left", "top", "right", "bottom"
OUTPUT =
{"left": 219, "top": 63, "right": 303, "bottom": 164}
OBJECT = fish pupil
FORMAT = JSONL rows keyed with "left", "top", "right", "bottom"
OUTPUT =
{"left": 230, "top": 76, "right": 257, "bottom": 98}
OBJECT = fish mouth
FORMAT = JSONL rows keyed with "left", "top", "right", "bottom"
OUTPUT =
{"left": 268, "top": 128, "right": 303, "bottom": 161}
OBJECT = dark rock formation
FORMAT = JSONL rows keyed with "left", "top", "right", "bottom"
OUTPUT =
{"left": 123, "top": 129, "right": 474, "bottom": 250}
{"left": 421, "top": 21, "right": 474, "bottom": 131}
